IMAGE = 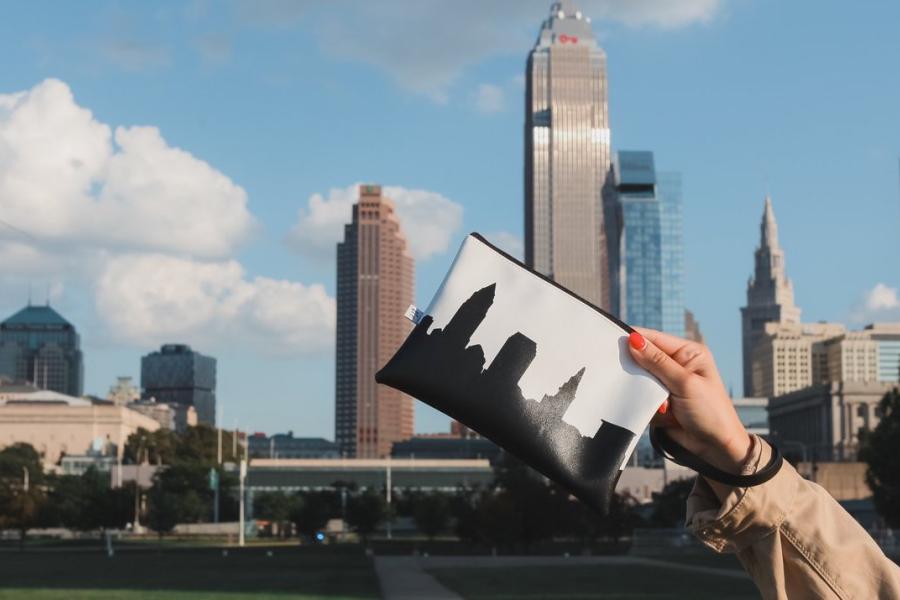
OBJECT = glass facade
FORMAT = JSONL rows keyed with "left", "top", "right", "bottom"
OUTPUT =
{"left": 878, "top": 340, "right": 900, "bottom": 382}
{"left": 141, "top": 344, "right": 217, "bottom": 425}
{"left": 524, "top": 1, "right": 612, "bottom": 309}
{"left": 0, "top": 305, "right": 83, "bottom": 396}
{"left": 613, "top": 152, "right": 685, "bottom": 337}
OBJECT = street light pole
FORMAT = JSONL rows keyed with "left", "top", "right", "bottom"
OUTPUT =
{"left": 385, "top": 456, "right": 392, "bottom": 540}
{"left": 239, "top": 459, "right": 247, "bottom": 547}
{"left": 22, "top": 466, "right": 28, "bottom": 492}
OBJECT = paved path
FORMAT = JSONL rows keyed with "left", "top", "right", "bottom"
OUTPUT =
{"left": 374, "top": 555, "right": 748, "bottom": 599}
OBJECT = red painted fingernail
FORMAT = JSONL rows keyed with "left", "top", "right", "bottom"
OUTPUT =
{"left": 658, "top": 401, "right": 668, "bottom": 415}
{"left": 628, "top": 331, "right": 646, "bottom": 351}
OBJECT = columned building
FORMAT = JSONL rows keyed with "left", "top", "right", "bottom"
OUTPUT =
{"left": 335, "top": 185, "right": 414, "bottom": 458}
{"left": 0, "top": 304, "right": 83, "bottom": 397}
{"left": 524, "top": 1, "right": 613, "bottom": 309}
{"left": 741, "top": 196, "right": 801, "bottom": 395}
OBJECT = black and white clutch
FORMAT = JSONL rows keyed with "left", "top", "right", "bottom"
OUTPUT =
{"left": 376, "top": 233, "right": 668, "bottom": 514}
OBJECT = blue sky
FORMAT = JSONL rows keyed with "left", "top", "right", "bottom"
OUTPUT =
{"left": 0, "top": 0, "right": 898, "bottom": 437}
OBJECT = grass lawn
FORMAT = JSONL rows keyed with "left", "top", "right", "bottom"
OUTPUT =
{"left": 0, "top": 545, "right": 379, "bottom": 600}
{"left": 429, "top": 562, "right": 760, "bottom": 600}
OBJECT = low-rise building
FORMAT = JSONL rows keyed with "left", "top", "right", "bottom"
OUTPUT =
{"left": 0, "top": 380, "right": 160, "bottom": 468}
{"left": 768, "top": 380, "right": 896, "bottom": 461}
{"left": 247, "top": 432, "right": 339, "bottom": 459}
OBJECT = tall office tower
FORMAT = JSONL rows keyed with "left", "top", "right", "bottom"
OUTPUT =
{"left": 141, "top": 344, "right": 216, "bottom": 425}
{"left": 0, "top": 304, "right": 83, "bottom": 396}
{"left": 751, "top": 321, "right": 845, "bottom": 397}
{"left": 525, "top": 1, "right": 612, "bottom": 309}
{"left": 741, "top": 196, "right": 801, "bottom": 395}
{"left": 612, "top": 151, "right": 685, "bottom": 337}
{"left": 335, "top": 185, "right": 415, "bottom": 458}
{"left": 684, "top": 309, "right": 705, "bottom": 344}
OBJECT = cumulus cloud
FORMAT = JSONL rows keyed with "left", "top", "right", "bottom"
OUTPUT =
{"left": 96, "top": 254, "right": 335, "bottom": 354}
{"left": 301, "top": 0, "right": 721, "bottom": 100}
{"left": 0, "top": 79, "right": 256, "bottom": 259}
{"left": 0, "top": 79, "right": 333, "bottom": 354}
{"left": 286, "top": 183, "right": 463, "bottom": 263}
{"left": 473, "top": 83, "right": 505, "bottom": 114}
{"left": 485, "top": 231, "right": 524, "bottom": 261}
{"left": 852, "top": 283, "right": 900, "bottom": 323}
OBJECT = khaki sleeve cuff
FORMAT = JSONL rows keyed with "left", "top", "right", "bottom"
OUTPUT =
{"left": 686, "top": 436, "right": 800, "bottom": 553}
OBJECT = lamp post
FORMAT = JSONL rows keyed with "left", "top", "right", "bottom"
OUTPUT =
{"left": 238, "top": 459, "right": 247, "bottom": 547}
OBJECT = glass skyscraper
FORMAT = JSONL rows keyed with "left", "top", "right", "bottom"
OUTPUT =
{"left": 141, "top": 344, "right": 217, "bottom": 426}
{"left": 613, "top": 151, "right": 685, "bottom": 337}
{"left": 0, "top": 304, "right": 83, "bottom": 396}
{"left": 524, "top": 1, "right": 613, "bottom": 309}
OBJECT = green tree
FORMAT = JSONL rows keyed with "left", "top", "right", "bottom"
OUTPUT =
{"left": 43, "top": 468, "right": 132, "bottom": 535}
{"left": 412, "top": 492, "right": 450, "bottom": 541}
{"left": 254, "top": 490, "right": 296, "bottom": 538}
{"left": 123, "top": 428, "right": 178, "bottom": 465}
{"left": 860, "top": 388, "right": 900, "bottom": 527}
{"left": 0, "top": 443, "right": 46, "bottom": 550}
{"left": 346, "top": 489, "right": 386, "bottom": 544}
{"left": 146, "top": 485, "right": 180, "bottom": 540}
{"left": 649, "top": 478, "right": 695, "bottom": 527}
{"left": 290, "top": 491, "right": 336, "bottom": 541}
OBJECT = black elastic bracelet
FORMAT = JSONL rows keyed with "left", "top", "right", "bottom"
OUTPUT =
{"left": 650, "top": 427, "right": 783, "bottom": 487}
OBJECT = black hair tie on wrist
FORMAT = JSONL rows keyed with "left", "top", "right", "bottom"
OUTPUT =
{"left": 650, "top": 427, "right": 783, "bottom": 487}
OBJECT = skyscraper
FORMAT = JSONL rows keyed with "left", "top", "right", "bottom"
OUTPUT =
{"left": 335, "top": 185, "right": 414, "bottom": 458}
{"left": 141, "top": 344, "right": 216, "bottom": 426}
{"left": 611, "top": 151, "right": 685, "bottom": 337}
{"left": 741, "top": 196, "right": 801, "bottom": 395}
{"left": 524, "top": 1, "right": 612, "bottom": 309}
{"left": 0, "top": 304, "right": 83, "bottom": 396}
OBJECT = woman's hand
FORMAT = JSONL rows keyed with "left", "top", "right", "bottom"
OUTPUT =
{"left": 627, "top": 327, "right": 752, "bottom": 475}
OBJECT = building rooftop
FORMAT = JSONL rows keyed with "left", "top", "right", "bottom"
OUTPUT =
{"left": 0, "top": 385, "right": 90, "bottom": 406}
{"left": 1, "top": 304, "right": 72, "bottom": 328}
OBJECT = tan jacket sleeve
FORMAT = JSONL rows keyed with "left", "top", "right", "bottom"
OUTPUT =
{"left": 685, "top": 436, "right": 900, "bottom": 599}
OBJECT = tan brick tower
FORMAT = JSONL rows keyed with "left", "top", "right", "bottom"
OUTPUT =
{"left": 335, "top": 185, "right": 415, "bottom": 457}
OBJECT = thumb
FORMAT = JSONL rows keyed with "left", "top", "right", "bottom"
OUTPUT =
{"left": 627, "top": 331, "right": 690, "bottom": 394}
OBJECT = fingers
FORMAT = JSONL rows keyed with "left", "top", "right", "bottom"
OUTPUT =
{"left": 628, "top": 331, "right": 692, "bottom": 394}
{"left": 635, "top": 326, "right": 715, "bottom": 377}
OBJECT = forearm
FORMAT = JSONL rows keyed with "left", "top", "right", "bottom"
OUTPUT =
{"left": 687, "top": 438, "right": 900, "bottom": 599}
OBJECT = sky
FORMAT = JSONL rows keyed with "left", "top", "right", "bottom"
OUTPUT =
{"left": 0, "top": 0, "right": 898, "bottom": 438}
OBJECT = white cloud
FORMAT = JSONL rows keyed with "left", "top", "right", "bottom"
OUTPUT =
{"left": 0, "top": 79, "right": 256, "bottom": 259}
{"left": 300, "top": 0, "right": 721, "bottom": 101}
{"left": 286, "top": 183, "right": 463, "bottom": 263}
{"left": 0, "top": 79, "right": 333, "bottom": 355}
{"left": 473, "top": 83, "right": 505, "bottom": 114}
{"left": 96, "top": 254, "right": 335, "bottom": 354}
{"left": 485, "top": 231, "right": 524, "bottom": 261}
{"left": 851, "top": 283, "right": 900, "bottom": 323}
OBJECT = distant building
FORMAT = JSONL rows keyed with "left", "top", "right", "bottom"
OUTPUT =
{"left": 391, "top": 436, "right": 502, "bottom": 464}
{"left": 816, "top": 323, "right": 900, "bottom": 384}
{"left": 107, "top": 376, "right": 140, "bottom": 406}
{"left": 732, "top": 397, "right": 769, "bottom": 436}
{"left": 684, "top": 309, "right": 704, "bottom": 344}
{"left": 335, "top": 184, "right": 414, "bottom": 458}
{"left": 741, "top": 196, "right": 802, "bottom": 395}
{"left": 141, "top": 344, "right": 216, "bottom": 426}
{"left": 768, "top": 381, "right": 896, "bottom": 461}
{"left": 525, "top": 1, "right": 613, "bottom": 309}
{"left": 751, "top": 322, "right": 900, "bottom": 398}
{"left": 0, "top": 380, "right": 160, "bottom": 468}
{"left": 248, "top": 432, "right": 339, "bottom": 459}
{"left": 612, "top": 151, "right": 685, "bottom": 336}
{"left": 0, "top": 304, "right": 84, "bottom": 397}
{"left": 751, "top": 322, "right": 846, "bottom": 397}
{"left": 127, "top": 397, "right": 197, "bottom": 432}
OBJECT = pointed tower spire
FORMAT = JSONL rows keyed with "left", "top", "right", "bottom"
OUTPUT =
{"left": 761, "top": 194, "right": 779, "bottom": 250}
{"left": 740, "top": 194, "right": 801, "bottom": 395}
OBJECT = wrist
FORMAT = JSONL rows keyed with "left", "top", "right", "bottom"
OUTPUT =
{"left": 699, "top": 430, "right": 753, "bottom": 475}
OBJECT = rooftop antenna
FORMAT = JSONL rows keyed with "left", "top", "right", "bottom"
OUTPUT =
{"left": 46, "top": 283, "right": 50, "bottom": 307}
{"left": 27, "top": 283, "right": 32, "bottom": 307}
